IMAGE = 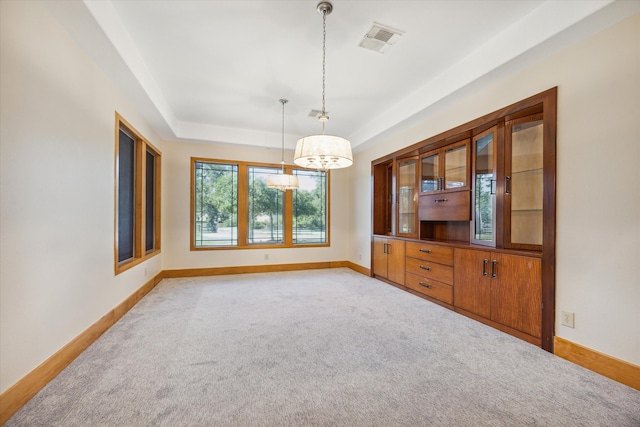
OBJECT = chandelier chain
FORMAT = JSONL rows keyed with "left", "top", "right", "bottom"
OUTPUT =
{"left": 280, "top": 99, "right": 287, "bottom": 170}
{"left": 321, "top": 8, "right": 326, "bottom": 116}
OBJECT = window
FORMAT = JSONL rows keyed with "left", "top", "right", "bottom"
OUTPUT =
{"left": 115, "top": 113, "right": 161, "bottom": 273}
{"left": 248, "top": 166, "right": 284, "bottom": 244}
{"left": 293, "top": 169, "right": 327, "bottom": 244}
{"left": 191, "top": 158, "right": 329, "bottom": 249}
{"left": 193, "top": 162, "right": 238, "bottom": 247}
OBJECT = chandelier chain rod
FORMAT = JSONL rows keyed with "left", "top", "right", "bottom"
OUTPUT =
{"left": 321, "top": 8, "right": 326, "bottom": 117}
{"left": 280, "top": 99, "right": 285, "bottom": 170}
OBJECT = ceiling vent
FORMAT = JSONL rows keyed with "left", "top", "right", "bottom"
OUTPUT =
{"left": 308, "top": 109, "right": 326, "bottom": 118}
{"left": 359, "top": 22, "right": 404, "bottom": 54}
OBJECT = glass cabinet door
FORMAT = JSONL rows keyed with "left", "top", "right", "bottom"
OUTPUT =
{"left": 506, "top": 115, "right": 544, "bottom": 249}
{"left": 444, "top": 142, "right": 468, "bottom": 190}
{"left": 420, "top": 152, "right": 439, "bottom": 192}
{"left": 472, "top": 128, "right": 496, "bottom": 246}
{"left": 397, "top": 158, "right": 417, "bottom": 236}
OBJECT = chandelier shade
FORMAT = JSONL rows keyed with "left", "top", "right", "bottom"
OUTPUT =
{"left": 293, "top": 134, "right": 353, "bottom": 170}
{"left": 266, "top": 172, "right": 299, "bottom": 191}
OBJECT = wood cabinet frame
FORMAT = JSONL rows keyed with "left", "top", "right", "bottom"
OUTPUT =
{"left": 371, "top": 87, "right": 556, "bottom": 352}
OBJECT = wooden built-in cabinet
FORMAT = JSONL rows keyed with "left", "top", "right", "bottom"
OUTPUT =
{"left": 372, "top": 237, "right": 405, "bottom": 285}
{"left": 371, "top": 88, "right": 556, "bottom": 352}
{"left": 454, "top": 248, "right": 542, "bottom": 342}
{"left": 404, "top": 242, "right": 454, "bottom": 304}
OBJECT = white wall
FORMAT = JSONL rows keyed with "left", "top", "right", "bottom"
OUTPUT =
{"left": 162, "top": 139, "right": 350, "bottom": 270}
{"left": 349, "top": 13, "right": 640, "bottom": 365}
{"left": 0, "top": 1, "right": 163, "bottom": 393}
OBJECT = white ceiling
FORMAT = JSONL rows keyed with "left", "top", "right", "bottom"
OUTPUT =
{"left": 42, "top": 1, "right": 639, "bottom": 152}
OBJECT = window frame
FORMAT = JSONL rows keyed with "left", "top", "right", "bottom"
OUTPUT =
{"left": 190, "top": 157, "right": 330, "bottom": 250}
{"left": 114, "top": 113, "right": 161, "bottom": 274}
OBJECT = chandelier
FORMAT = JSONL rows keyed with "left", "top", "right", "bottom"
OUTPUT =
{"left": 267, "top": 99, "right": 299, "bottom": 191}
{"left": 293, "top": 1, "right": 353, "bottom": 171}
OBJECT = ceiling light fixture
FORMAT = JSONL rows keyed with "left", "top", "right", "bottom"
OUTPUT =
{"left": 267, "top": 99, "right": 299, "bottom": 191}
{"left": 294, "top": 1, "right": 353, "bottom": 171}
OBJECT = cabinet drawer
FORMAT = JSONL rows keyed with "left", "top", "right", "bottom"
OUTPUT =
{"left": 405, "top": 257, "right": 453, "bottom": 284}
{"left": 419, "top": 190, "right": 470, "bottom": 221}
{"left": 405, "top": 241, "right": 453, "bottom": 265}
{"left": 405, "top": 273, "right": 453, "bottom": 304}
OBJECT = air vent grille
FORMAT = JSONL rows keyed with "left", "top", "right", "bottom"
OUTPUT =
{"left": 359, "top": 22, "right": 404, "bottom": 54}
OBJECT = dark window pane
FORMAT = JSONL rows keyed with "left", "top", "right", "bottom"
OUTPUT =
{"left": 145, "top": 150, "right": 155, "bottom": 252}
{"left": 118, "top": 129, "right": 135, "bottom": 262}
{"left": 194, "top": 162, "right": 238, "bottom": 246}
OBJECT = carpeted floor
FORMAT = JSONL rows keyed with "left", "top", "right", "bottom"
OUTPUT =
{"left": 5, "top": 268, "right": 640, "bottom": 426}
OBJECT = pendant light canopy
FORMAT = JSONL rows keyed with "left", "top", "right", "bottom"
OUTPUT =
{"left": 267, "top": 99, "right": 299, "bottom": 191}
{"left": 293, "top": 1, "right": 353, "bottom": 171}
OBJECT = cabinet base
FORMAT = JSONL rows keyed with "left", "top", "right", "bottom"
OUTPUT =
{"left": 376, "top": 277, "right": 543, "bottom": 349}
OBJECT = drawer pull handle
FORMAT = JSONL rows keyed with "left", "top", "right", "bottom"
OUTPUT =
{"left": 419, "top": 265, "right": 431, "bottom": 271}
{"left": 419, "top": 248, "right": 432, "bottom": 254}
{"left": 434, "top": 198, "right": 448, "bottom": 203}
{"left": 419, "top": 282, "right": 432, "bottom": 289}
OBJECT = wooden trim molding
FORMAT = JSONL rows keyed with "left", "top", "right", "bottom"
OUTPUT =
{"left": 0, "top": 273, "right": 163, "bottom": 425}
{"left": 554, "top": 336, "right": 640, "bottom": 391}
{"left": 161, "top": 261, "right": 349, "bottom": 278}
{"left": 347, "top": 261, "right": 371, "bottom": 276}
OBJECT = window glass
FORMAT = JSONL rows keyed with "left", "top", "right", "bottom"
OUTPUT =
{"left": 293, "top": 169, "right": 327, "bottom": 244}
{"left": 194, "top": 162, "right": 238, "bottom": 247}
{"left": 145, "top": 149, "right": 156, "bottom": 252}
{"left": 248, "top": 167, "right": 284, "bottom": 244}
{"left": 117, "top": 129, "right": 135, "bottom": 262}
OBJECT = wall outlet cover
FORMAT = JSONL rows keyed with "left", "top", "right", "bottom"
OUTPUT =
{"left": 561, "top": 311, "right": 575, "bottom": 328}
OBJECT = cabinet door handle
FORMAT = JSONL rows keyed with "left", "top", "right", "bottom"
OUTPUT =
{"left": 386, "top": 243, "right": 390, "bottom": 254}
{"left": 419, "top": 248, "right": 432, "bottom": 254}
{"left": 491, "top": 260, "right": 497, "bottom": 278}
{"left": 419, "top": 265, "right": 431, "bottom": 271}
{"left": 434, "top": 198, "right": 448, "bottom": 203}
{"left": 482, "top": 259, "right": 488, "bottom": 277}
{"left": 505, "top": 176, "right": 511, "bottom": 194}
{"left": 419, "top": 282, "right": 432, "bottom": 289}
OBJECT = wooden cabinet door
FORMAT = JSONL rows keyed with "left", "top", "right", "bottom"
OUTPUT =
{"left": 387, "top": 239, "right": 405, "bottom": 285}
{"left": 504, "top": 114, "right": 544, "bottom": 251}
{"left": 454, "top": 249, "right": 491, "bottom": 318}
{"left": 396, "top": 157, "right": 418, "bottom": 238}
{"left": 373, "top": 237, "right": 388, "bottom": 279}
{"left": 490, "top": 253, "right": 542, "bottom": 338}
{"left": 443, "top": 139, "right": 470, "bottom": 191}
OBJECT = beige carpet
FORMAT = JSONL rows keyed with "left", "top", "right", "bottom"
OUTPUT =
{"left": 6, "top": 268, "right": 640, "bottom": 426}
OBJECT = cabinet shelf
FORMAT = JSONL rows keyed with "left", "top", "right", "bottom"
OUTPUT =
{"left": 512, "top": 168, "right": 543, "bottom": 175}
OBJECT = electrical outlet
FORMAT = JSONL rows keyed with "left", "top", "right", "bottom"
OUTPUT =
{"left": 264, "top": 253, "right": 269, "bottom": 260}
{"left": 358, "top": 254, "right": 362, "bottom": 261}
{"left": 561, "top": 311, "right": 575, "bottom": 328}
